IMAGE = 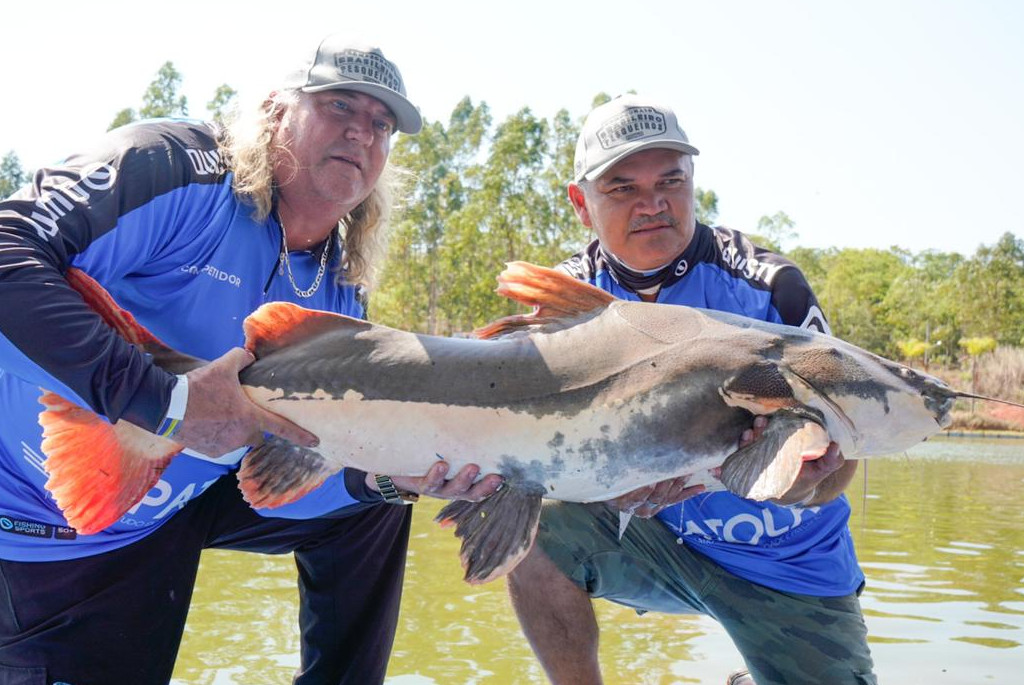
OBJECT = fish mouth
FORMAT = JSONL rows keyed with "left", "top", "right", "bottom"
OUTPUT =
{"left": 924, "top": 390, "right": 956, "bottom": 428}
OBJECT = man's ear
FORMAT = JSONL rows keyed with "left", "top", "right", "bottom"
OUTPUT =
{"left": 567, "top": 183, "right": 592, "bottom": 228}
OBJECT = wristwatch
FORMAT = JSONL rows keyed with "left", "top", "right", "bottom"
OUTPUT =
{"left": 374, "top": 474, "right": 419, "bottom": 505}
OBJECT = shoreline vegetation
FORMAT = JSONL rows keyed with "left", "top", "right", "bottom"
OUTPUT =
{"left": 926, "top": 347, "right": 1024, "bottom": 434}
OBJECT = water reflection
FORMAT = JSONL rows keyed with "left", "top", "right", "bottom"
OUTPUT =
{"left": 173, "top": 437, "right": 1024, "bottom": 684}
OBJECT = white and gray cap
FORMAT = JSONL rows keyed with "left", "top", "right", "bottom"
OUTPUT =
{"left": 283, "top": 34, "right": 422, "bottom": 134}
{"left": 573, "top": 95, "right": 699, "bottom": 182}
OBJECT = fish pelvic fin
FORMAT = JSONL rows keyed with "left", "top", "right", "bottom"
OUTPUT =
{"left": 243, "top": 302, "right": 371, "bottom": 359}
{"left": 236, "top": 435, "right": 333, "bottom": 508}
{"left": 474, "top": 262, "right": 616, "bottom": 340}
{"left": 65, "top": 268, "right": 205, "bottom": 374}
{"left": 39, "top": 391, "right": 180, "bottom": 534}
{"left": 719, "top": 410, "right": 830, "bottom": 501}
{"left": 435, "top": 483, "right": 545, "bottom": 584}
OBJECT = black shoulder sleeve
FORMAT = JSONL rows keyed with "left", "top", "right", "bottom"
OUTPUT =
{"left": 557, "top": 239, "right": 600, "bottom": 279}
{"left": 0, "top": 120, "right": 222, "bottom": 430}
{"left": 710, "top": 225, "right": 831, "bottom": 334}
{"left": 770, "top": 266, "right": 832, "bottom": 334}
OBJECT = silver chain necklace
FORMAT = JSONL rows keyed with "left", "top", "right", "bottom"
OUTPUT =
{"left": 278, "top": 216, "right": 332, "bottom": 299}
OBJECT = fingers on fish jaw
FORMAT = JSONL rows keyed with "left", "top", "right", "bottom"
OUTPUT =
{"left": 236, "top": 435, "right": 332, "bottom": 508}
{"left": 435, "top": 484, "right": 545, "bottom": 585}
{"left": 719, "top": 410, "right": 830, "bottom": 501}
{"left": 39, "top": 391, "right": 179, "bottom": 535}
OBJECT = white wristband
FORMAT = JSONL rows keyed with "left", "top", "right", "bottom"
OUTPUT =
{"left": 156, "top": 374, "right": 189, "bottom": 437}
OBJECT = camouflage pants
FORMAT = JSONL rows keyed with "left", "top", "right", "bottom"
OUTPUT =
{"left": 536, "top": 502, "right": 877, "bottom": 685}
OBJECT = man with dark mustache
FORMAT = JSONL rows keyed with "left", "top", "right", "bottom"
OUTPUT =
{"left": 507, "top": 95, "right": 877, "bottom": 685}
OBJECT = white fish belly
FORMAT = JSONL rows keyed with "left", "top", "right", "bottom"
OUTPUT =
{"left": 245, "top": 386, "right": 715, "bottom": 502}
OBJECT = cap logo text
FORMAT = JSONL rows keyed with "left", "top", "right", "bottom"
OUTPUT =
{"left": 334, "top": 49, "right": 402, "bottom": 92}
{"left": 596, "top": 107, "right": 667, "bottom": 149}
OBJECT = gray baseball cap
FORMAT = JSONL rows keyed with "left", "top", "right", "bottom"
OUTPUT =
{"left": 573, "top": 95, "right": 699, "bottom": 182}
{"left": 283, "top": 35, "right": 422, "bottom": 134}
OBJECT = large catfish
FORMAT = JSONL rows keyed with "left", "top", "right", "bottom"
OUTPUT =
{"left": 39, "top": 263, "right": 1018, "bottom": 583}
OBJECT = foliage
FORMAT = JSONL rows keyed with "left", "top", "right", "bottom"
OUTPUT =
{"left": 951, "top": 233, "right": 1024, "bottom": 346}
{"left": 959, "top": 337, "right": 998, "bottom": 357}
{"left": 695, "top": 188, "right": 719, "bottom": 226}
{"left": 896, "top": 339, "right": 930, "bottom": 361}
{"left": 0, "top": 151, "right": 27, "bottom": 198}
{"left": 108, "top": 62, "right": 190, "bottom": 130}
{"left": 754, "top": 211, "right": 797, "bottom": 252}
{"left": 373, "top": 100, "right": 586, "bottom": 334}
{"left": 206, "top": 85, "right": 238, "bottom": 126}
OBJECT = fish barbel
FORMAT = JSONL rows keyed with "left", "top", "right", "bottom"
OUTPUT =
{"left": 38, "top": 262, "right": 1021, "bottom": 583}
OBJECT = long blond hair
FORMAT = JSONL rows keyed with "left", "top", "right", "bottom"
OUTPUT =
{"left": 219, "top": 89, "right": 401, "bottom": 291}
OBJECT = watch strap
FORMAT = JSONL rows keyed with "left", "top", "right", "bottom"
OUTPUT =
{"left": 374, "top": 474, "right": 418, "bottom": 504}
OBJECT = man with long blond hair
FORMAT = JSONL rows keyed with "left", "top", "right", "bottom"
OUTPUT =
{"left": 0, "top": 34, "right": 500, "bottom": 684}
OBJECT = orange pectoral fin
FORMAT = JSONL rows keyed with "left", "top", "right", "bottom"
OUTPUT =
{"left": 39, "top": 391, "right": 182, "bottom": 535}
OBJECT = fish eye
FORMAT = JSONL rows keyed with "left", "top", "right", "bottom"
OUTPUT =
{"left": 900, "top": 367, "right": 917, "bottom": 380}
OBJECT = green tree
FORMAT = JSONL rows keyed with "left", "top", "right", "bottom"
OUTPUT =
{"left": 442, "top": 107, "right": 551, "bottom": 331}
{"left": 880, "top": 249, "right": 963, "bottom": 366}
{"left": 896, "top": 338, "right": 931, "bottom": 365}
{"left": 108, "top": 61, "right": 189, "bottom": 130}
{"left": 374, "top": 98, "right": 492, "bottom": 334}
{"left": 140, "top": 61, "right": 188, "bottom": 119}
{"left": 0, "top": 151, "right": 27, "bottom": 198}
{"left": 375, "top": 100, "right": 593, "bottom": 334}
{"left": 748, "top": 210, "right": 796, "bottom": 252}
{"left": 953, "top": 233, "right": 1024, "bottom": 345}
{"left": 815, "top": 247, "right": 911, "bottom": 355}
{"left": 206, "top": 84, "right": 238, "bottom": 125}
{"left": 695, "top": 188, "right": 718, "bottom": 226}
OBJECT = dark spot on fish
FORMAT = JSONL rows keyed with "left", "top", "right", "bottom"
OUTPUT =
{"left": 651, "top": 362, "right": 657, "bottom": 368}
{"left": 490, "top": 382, "right": 496, "bottom": 388}
{"left": 547, "top": 432, "right": 565, "bottom": 448}
{"left": 496, "top": 459, "right": 563, "bottom": 491}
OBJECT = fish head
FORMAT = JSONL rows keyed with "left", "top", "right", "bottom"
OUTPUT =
{"left": 782, "top": 342, "right": 956, "bottom": 456}
{"left": 884, "top": 362, "right": 957, "bottom": 429}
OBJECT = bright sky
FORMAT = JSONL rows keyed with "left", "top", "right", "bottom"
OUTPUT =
{"left": 2, "top": 0, "right": 1021, "bottom": 256}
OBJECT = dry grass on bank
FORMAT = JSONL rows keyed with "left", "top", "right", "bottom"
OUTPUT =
{"left": 921, "top": 347, "right": 1024, "bottom": 432}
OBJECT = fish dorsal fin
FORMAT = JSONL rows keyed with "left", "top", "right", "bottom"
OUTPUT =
{"left": 244, "top": 302, "right": 370, "bottom": 359}
{"left": 475, "top": 261, "right": 616, "bottom": 340}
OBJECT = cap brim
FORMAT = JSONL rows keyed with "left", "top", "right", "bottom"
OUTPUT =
{"left": 302, "top": 81, "right": 423, "bottom": 134}
{"left": 580, "top": 139, "right": 700, "bottom": 182}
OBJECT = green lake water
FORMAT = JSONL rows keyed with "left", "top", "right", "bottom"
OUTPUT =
{"left": 172, "top": 436, "right": 1024, "bottom": 684}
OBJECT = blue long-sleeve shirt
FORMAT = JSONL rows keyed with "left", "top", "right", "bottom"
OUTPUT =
{"left": 0, "top": 119, "right": 377, "bottom": 561}
{"left": 560, "top": 226, "right": 864, "bottom": 597}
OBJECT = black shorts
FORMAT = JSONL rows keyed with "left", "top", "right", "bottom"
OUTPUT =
{"left": 0, "top": 475, "right": 413, "bottom": 685}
